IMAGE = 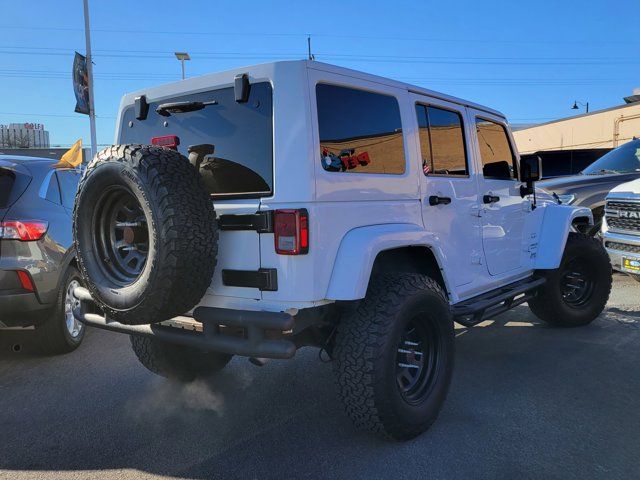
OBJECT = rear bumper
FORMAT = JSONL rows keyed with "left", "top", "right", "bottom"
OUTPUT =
{"left": 0, "top": 292, "right": 51, "bottom": 327}
{"left": 72, "top": 287, "right": 297, "bottom": 359}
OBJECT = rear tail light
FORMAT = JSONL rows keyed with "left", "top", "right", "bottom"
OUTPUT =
{"left": 0, "top": 221, "right": 48, "bottom": 241}
{"left": 16, "top": 270, "right": 35, "bottom": 292}
{"left": 274, "top": 209, "right": 309, "bottom": 255}
{"left": 151, "top": 135, "right": 180, "bottom": 150}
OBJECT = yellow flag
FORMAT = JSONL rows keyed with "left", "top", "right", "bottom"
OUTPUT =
{"left": 55, "top": 139, "right": 83, "bottom": 168}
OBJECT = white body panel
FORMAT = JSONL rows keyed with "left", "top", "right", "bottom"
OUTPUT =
{"left": 114, "top": 60, "right": 590, "bottom": 313}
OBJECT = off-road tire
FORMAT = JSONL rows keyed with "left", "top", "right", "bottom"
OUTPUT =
{"left": 130, "top": 336, "right": 232, "bottom": 382}
{"left": 74, "top": 145, "right": 218, "bottom": 325}
{"left": 37, "top": 266, "right": 85, "bottom": 355}
{"left": 528, "top": 232, "right": 612, "bottom": 327}
{"left": 333, "top": 273, "right": 454, "bottom": 441}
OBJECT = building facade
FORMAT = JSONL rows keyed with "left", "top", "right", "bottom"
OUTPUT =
{"left": 0, "top": 123, "right": 50, "bottom": 148}
{"left": 513, "top": 101, "right": 640, "bottom": 155}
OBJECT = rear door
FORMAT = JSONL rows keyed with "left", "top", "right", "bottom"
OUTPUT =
{"left": 411, "top": 94, "right": 483, "bottom": 291}
{"left": 117, "top": 81, "right": 274, "bottom": 300}
{"left": 469, "top": 110, "right": 527, "bottom": 276}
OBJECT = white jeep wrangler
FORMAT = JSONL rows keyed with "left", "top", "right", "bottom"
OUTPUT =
{"left": 72, "top": 60, "right": 612, "bottom": 440}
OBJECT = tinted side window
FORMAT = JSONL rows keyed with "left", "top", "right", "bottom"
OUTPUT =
{"left": 416, "top": 104, "right": 468, "bottom": 176}
{"left": 45, "top": 173, "right": 61, "bottom": 204}
{"left": 317, "top": 84, "right": 405, "bottom": 174}
{"left": 0, "top": 170, "right": 15, "bottom": 208}
{"left": 57, "top": 170, "right": 80, "bottom": 209}
{"left": 476, "top": 118, "right": 517, "bottom": 180}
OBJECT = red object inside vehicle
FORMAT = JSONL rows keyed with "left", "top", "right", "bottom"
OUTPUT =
{"left": 151, "top": 135, "right": 180, "bottom": 150}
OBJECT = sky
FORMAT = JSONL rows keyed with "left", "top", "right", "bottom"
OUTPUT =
{"left": 0, "top": 0, "right": 638, "bottom": 149}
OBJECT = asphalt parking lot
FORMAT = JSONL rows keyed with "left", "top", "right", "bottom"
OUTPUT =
{"left": 1, "top": 274, "right": 639, "bottom": 480}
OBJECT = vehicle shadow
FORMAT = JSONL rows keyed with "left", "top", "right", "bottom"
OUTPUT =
{"left": 0, "top": 304, "right": 638, "bottom": 479}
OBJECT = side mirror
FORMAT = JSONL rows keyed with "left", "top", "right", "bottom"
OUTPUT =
{"left": 519, "top": 155, "right": 542, "bottom": 183}
{"left": 519, "top": 155, "right": 542, "bottom": 200}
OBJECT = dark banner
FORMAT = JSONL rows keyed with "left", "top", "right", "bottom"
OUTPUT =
{"left": 73, "top": 51, "right": 90, "bottom": 115}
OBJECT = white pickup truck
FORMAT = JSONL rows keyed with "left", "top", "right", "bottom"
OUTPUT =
{"left": 603, "top": 178, "right": 640, "bottom": 280}
{"left": 72, "top": 60, "right": 612, "bottom": 441}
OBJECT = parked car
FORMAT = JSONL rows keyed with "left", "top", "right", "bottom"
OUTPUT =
{"left": 538, "top": 138, "right": 640, "bottom": 235}
{"left": 72, "top": 61, "right": 611, "bottom": 441}
{"left": 0, "top": 156, "right": 84, "bottom": 353}
{"left": 602, "top": 177, "right": 640, "bottom": 281}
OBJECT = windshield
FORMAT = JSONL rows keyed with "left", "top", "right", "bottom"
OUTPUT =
{"left": 119, "top": 82, "right": 273, "bottom": 198}
{"left": 582, "top": 139, "right": 640, "bottom": 175}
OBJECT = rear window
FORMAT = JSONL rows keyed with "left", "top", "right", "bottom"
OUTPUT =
{"left": 0, "top": 167, "right": 30, "bottom": 209}
{"left": 0, "top": 170, "right": 15, "bottom": 208}
{"left": 119, "top": 82, "right": 273, "bottom": 198}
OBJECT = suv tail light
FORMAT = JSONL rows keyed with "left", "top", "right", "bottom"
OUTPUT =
{"left": 274, "top": 209, "right": 308, "bottom": 255}
{"left": 0, "top": 221, "right": 48, "bottom": 241}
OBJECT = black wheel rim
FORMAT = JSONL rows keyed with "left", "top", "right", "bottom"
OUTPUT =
{"left": 396, "top": 316, "right": 440, "bottom": 404}
{"left": 560, "top": 258, "right": 595, "bottom": 307}
{"left": 93, "top": 187, "right": 149, "bottom": 286}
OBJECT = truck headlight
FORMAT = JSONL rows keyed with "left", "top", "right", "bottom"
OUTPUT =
{"left": 555, "top": 194, "right": 576, "bottom": 205}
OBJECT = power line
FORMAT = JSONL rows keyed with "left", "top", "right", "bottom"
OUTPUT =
{"left": 0, "top": 111, "right": 116, "bottom": 119}
{"left": 1, "top": 48, "right": 637, "bottom": 66}
{"left": 0, "top": 24, "right": 633, "bottom": 45}
{"left": 0, "top": 68, "right": 628, "bottom": 86}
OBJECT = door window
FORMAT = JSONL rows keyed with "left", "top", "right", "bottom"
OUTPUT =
{"left": 316, "top": 84, "right": 405, "bottom": 174}
{"left": 475, "top": 118, "right": 517, "bottom": 180}
{"left": 415, "top": 104, "right": 468, "bottom": 176}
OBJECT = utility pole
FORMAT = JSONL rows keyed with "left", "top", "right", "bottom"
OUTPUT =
{"left": 82, "top": 0, "right": 97, "bottom": 158}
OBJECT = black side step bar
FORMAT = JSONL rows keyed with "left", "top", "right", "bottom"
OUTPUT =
{"left": 451, "top": 277, "right": 546, "bottom": 328}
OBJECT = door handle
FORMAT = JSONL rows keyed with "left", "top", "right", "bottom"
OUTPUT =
{"left": 483, "top": 194, "right": 500, "bottom": 204}
{"left": 429, "top": 195, "right": 452, "bottom": 206}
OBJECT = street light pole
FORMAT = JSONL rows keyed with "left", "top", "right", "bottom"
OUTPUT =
{"left": 571, "top": 100, "right": 590, "bottom": 113}
{"left": 174, "top": 52, "right": 191, "bottom": 80}
{"left": 82, "top": 0, "right": 97, "bottom": 158}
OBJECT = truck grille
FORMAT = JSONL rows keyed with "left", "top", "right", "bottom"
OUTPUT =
{"left": 605, "top": 241, "right": 640, "bottom": 254}
{"left": 605, "top": 200, "right": 640, "bottom": 232}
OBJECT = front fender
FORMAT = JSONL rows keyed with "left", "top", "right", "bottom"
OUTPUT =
{"left": 326, "top": 224, "right": 447, "bottom": 301}
{"left": 534, "top": 204, "right": 593, "bottom": 269}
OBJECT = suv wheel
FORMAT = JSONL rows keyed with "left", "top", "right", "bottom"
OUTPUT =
{"left": 528, "top": 232, "right": 612, "bottom": 327}
{"left": 37, "top": 266, "right": 86, "bottom": 354}
{"left": 130, "top": 336, "right": 233, "bottom": 382}
{"left": 333, "top": 273, "right": 454, "bottom": 441}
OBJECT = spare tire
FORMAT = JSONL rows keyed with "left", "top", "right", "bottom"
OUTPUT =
{"left": 73, "top": 145, "right": 218, "bottom": 325}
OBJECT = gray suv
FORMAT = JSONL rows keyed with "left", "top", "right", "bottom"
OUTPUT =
{"left": 0, "top": 155, "right": 85, "bottom": 354}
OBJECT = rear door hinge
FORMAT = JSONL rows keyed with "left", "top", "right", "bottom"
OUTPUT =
{"left": 218, "top": 211, "right": 273, "bottom": 233}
